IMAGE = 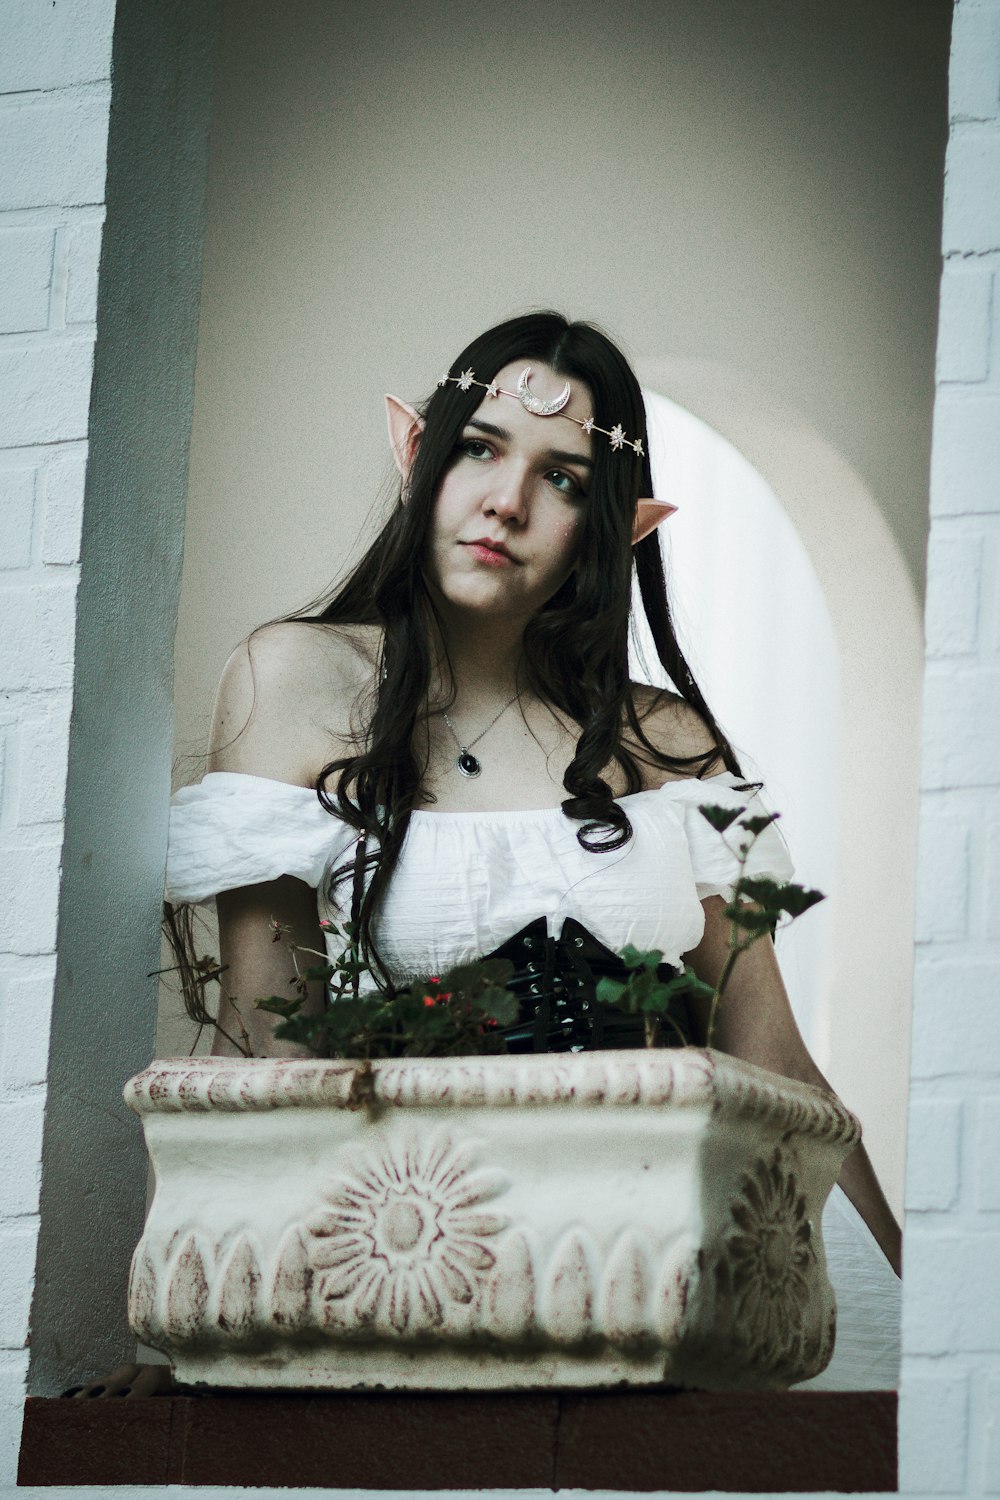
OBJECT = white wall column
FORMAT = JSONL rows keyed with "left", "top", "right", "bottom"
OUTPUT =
{"left": 901, "top": 1, "right": 1000, "bottom": 1493}
{"left": 0, "top": 0, "right": 219, "bottom": 1479}
{"left": 0, "top": 0, "right": 116, "bottom": 1475}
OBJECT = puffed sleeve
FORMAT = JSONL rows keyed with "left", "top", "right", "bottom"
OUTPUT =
{"left": 165, "top": 771, "right": 357, "bottom": 904}
{"left": 659, "top": 771, "right": 795, "bottom": 902}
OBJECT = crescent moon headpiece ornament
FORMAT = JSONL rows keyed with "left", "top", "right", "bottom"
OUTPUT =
{"left": 436, "top": 365, "right": 646, "bottom": 457}
{"left": 517, "top": 366, "right": 571, "bottom": 416}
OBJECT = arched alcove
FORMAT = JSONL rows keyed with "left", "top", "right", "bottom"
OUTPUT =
{"left": 634, "top": 386, "right": 841, "bottom": 1057}
{"left": 638, "top": 356, "right": 924, "bottom": 1211}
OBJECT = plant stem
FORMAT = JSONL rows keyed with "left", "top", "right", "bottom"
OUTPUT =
{"left": 704, "top": 829, "right": 759, "bottom": 1049}
{"left": 705, "top": 936, "right": 743, "bottom": 1050}
{"left": 227, "top": 996, "right": 254, "bottom": 1058}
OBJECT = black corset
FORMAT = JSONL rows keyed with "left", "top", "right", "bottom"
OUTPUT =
{"left": 482, "top": 916, "right": 696, "bottom": 1054}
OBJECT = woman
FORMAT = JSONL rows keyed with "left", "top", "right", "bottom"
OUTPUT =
{"left": 74, "top": 312, "right": 900, "bottom": 1397}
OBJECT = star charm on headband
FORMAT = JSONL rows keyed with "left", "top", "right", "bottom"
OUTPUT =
{"left": 610, "top": 424, "right": 626, "bottom": 451}
{"left": 458, "top": 369, "right": 475, "bottom": 392}
{"left": 485, "top": 381, "right": 499, "bottom": 398}
{"left": 634, "top": 437, "right": 644, "bottom": 457}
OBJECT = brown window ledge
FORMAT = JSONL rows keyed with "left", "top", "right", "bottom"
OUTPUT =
{"left": 19, "top": 1388, "right": 897, "bottom": 1491}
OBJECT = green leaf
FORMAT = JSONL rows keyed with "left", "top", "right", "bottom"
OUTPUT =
{"left": 629, "top": 970, "right": 655, "bottom": 1001}
{"left": 698, "top": 803, "right": 745, "bottom": 832}
{"left": 443, "top": 958, "right": 513, "bottom": 992}
{"left": 620, "top": 945, "right": 663, "bottom": 971}
{"left": 595, "top": 977, "right": 627, "bottom": 1007}
{"left": 478, "top": 957, "right": 515, "bottom": 987}
{"left": 685, "top": 971, "right": 716, "bottom": 1002}
{"left": 725, "top": 907, "right": 775, "bottom": 934}
{"left": 777, "top": 884, "right": 825, "bottom": 917}
{"left": 484, "top": 989, "right": 519, "bottom": 1026}
{"left": 739, "top": 813, "right": 780, "bottom": 835}
{"left": 302, "top": 964, "right": 335, "bottom": 983}
{"left": 734, "top": 876, "right": 783, "bottom": 907}
{"left": 255, "top": 994, "right": 305, "bottom": 1018}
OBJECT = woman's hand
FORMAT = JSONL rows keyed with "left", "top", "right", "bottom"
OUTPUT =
{"left": 682, "top": 895, "right": 902, "bottom": 1278}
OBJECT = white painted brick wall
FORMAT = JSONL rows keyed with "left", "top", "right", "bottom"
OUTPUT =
{"left": 906, "top": 1098, "right": 963, "bottom": 1211}
{"left": 930, "top": 394, "right": 1000, "bottom": 513}
{"left": 924, "top": 533, "right": 983, "bottom": 653}
{"left": 0, "top": 341, "right": 97, "bottom": 447}
{"left": 0, "top": 228, "right": 53, "bottom": 335}
{"left": 0, "top": 468, "right": 36, "bottom": 570}
{"left": 937, "top": 262, "right": 994, "bottom": 381}
{"left": 39, "top": 449, "right": 86, "bottom": 567}
{"left": 974, "top": 1097, "right": 1000, "bottom": 1209}
{"left": 0, "top": 966, "right": 54, "bottom": 1093}
{"left": 950, "top": 1, "right": 1000, "bottom": 121}
{"left": 984, "top": 1374, "right": 1000, "bottom": 1491}
{"left": 901, "top": 3, "right": 1000, "bottom": 1495}
{"left": 0, "top": 0, "right": 114, "bottom": 1488}
{"left": 0, "top": 91, "right": 112, "bottom": 212}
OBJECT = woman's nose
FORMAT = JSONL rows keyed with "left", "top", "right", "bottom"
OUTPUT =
{"left": 484, "top": 465, "right": 530, "bottom": 524}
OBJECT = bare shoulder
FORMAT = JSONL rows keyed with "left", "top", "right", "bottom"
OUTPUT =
{"left": 209, "top": 621, "right": 379, "bottom": 784}
{"left": 627, "top": 684, "right": 727, "bottom": 782}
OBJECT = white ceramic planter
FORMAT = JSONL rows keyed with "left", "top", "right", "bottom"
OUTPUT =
{"left": 125, "top": 1049, "right": 858, "bottom": 1392}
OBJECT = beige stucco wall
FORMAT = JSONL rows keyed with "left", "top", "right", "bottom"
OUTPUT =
{"left": 165, "top": 0, "right": 949, "bottom": 1210}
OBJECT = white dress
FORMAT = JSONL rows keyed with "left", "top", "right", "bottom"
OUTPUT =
{"left": 166, "top": 768, "right": 901, "bottom": 1390}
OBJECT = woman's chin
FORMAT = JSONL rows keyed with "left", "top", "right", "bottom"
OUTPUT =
{"left": 435, "top": 580, "right": 532, "bottom": 620}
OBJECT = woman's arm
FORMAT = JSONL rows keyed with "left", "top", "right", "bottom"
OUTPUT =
{"left": 213, "top": 878, "right": 327, "bottom": 1058}
{"left": 204, "top": 624, "right": 364, "bottom": 1058}
{"left": 682, "top": 895, "right": 903, "bottom": 1278}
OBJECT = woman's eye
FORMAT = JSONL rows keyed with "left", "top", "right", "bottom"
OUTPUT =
{"left": 546, "top": 469, "right": 584, "bottom": 497}
{"left": 460, "top": 439, "right": 493, "bottom": 461}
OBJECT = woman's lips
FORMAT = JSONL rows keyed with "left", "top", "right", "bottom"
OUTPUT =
{"left": 464, "top": 542, "right": 516, "bottom": 567}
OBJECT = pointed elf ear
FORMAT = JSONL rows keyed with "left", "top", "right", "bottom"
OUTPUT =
{"left": 632, "top": 498, "right": 678, "bottom": 544}
{"left": 385, "top": 394, "right": 426, "bottom": 484}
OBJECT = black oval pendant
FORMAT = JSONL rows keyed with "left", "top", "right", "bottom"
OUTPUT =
{"left": 457, "top": 750, "right": 482, "bottom": 778}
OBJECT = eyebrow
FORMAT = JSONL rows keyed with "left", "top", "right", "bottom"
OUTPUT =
{"left": 464, "top": 417, "right": 594, "bottom": 471}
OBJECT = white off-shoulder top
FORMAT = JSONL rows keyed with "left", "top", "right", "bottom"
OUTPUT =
{"left": 166, "top": 770, "right": 793, "bottom": 981}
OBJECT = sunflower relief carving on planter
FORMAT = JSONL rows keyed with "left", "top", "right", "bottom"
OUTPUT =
{"left": 305, "top": 1135, "right": 509, "bottom": 1336}
{"left": 716, "top": 1147, "right": 833, "bottom": 1381}
{"left": 726, "top": 1150, "right": 816, "bottom": 1353}
{"left": 676, "top": 1144, "right": 837, "bottom": 1388}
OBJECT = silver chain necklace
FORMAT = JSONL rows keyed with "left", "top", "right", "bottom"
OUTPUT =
{"left": 442, "top": 695, "right": 518, "bottom": 778}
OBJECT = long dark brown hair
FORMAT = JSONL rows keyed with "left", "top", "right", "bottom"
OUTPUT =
{"left": 298, "top": 313, "right": 741, "bottom": 985}
{"left": 169, "top": 311, "right": 744, "bottom": 1020}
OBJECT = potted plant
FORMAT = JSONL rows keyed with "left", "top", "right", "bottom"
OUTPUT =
{"left": 126, "top": 800, "right": 856, "bottom": 1391}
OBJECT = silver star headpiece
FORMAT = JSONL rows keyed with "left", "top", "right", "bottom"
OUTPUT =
{"left": 436, "top": 365, "right": 644, "bottom": 458}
